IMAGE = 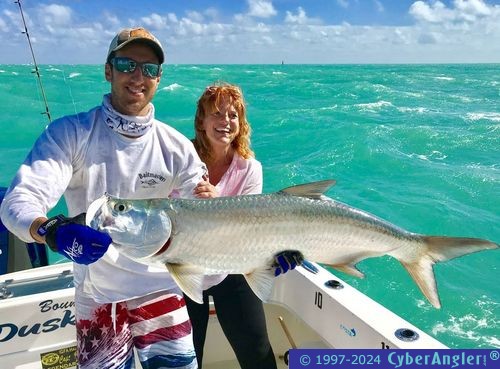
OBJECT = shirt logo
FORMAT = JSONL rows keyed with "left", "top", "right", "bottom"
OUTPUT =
{"left": 138, "top": 172, "right": 166, "bottom": 188}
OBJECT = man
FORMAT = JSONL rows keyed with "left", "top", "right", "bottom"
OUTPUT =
{"left": 0, "top": 27, "right": 203, "bottom": 369}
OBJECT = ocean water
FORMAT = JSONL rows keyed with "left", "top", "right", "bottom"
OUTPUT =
{"left": 0, "top": 63, "right": 498, "bottom": 349}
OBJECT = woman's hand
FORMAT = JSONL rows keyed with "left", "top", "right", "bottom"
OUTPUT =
{"left": 193, "top": 176, "right": 218, "bottom": 198}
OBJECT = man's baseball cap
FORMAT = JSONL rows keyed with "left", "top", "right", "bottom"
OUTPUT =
{"left": 106, "top": 27, "right": 164, "bottom": 64}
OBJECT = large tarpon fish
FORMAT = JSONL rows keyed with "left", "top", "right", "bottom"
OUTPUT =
{"left": 86, "top": 180, "right": 498, "bottom": 308}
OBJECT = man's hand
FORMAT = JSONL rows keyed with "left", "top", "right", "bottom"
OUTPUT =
{"left": 273, "top": 250, "right": 304, "bottom": 276}
{"left": 193, "top": 174, "right": 218, "bottom": 198}
{"left": 38, "top": 213, "right": 112, "bottom": 265}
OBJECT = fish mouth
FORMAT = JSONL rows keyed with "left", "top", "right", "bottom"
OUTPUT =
{"left": 86, "top": 195, "right": 122, "bottom": 236}
{"left": 86, "top": 195, "right": 110, "bottom": 229}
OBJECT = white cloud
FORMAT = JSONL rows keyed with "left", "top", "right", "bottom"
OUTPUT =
{"left": 0, "top": 16, "right": 7, "bottom": 32}
{"left": 37, "top": 4, "right": 72, "bottom": 26}
{"left": 285, "top": 7, "right": 322, "bottom": 25}
{"left": 103, "top": 12, "right": 120, "bottom": 27}
{"left": 392, "top": 28, "right": 411, "bottom": 45}
{"left": 259, "top": 35, "right": 274, "bottom": 45}
{"left": 3, "top": 8, "right": 23, "bottom": 27}
{"left": 409, "top": 0, "right": 497, "bottom": 23}
{"left": 454, "top": 0, "right": 491, "bottom": 15}
{"left": 417, "top": 32, "right": 438, "bottom": 44}
{"left": 1, "top": 1, "right": 499, "bottom": 64}
{"left": 177, "top": 18, "right": 205, "bottom": 36}
{"left": 140, "top": 13, "right": 168, "bottom": 29}
{"left": 255, "top": 22, "right": 271, "bottom": 33}
{"left": 247, "top": 0, "right": 277, "bottom": 18}
{"left": 409, "top": 1, "right": 453, "bottom": 23}
{"left": 234, "top": 13, "right": 245, "bottom": 23}
{"left": 204, "top": 8, "right": 219, "bottom": 20}
{"left": 407, "top": 0, "right": 500, "bottom": 53}
{"left": 186, "top": 11, "right": 204, "bottom": 23}
{"left": 167, "top": 13, "right": 178, "bottom": 23}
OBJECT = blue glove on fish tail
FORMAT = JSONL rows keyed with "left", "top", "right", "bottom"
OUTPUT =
{"left": 274, "top": 250, "right": 304, "bottom": 276}
{"left": 37, "top": 213, "right": 112, "bottom": 265}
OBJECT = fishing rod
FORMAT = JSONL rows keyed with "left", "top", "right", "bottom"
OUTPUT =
{"left": 15, "top": 0, "right": 52, "bottom": 123}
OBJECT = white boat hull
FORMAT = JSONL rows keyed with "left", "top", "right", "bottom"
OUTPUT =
{"left": 0, "top": 264, "right": 76, "bottom": 369}
{"left": 1, "top": 256, "right": 446, "bottom": 369}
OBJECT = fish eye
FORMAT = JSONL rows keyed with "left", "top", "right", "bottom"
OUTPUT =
{"left": 113, "top": 201, "right": 129, "bottom": 213}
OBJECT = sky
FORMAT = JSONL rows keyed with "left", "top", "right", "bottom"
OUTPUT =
{"left": 0, "top": 0, "right": 499, "bottom": 64}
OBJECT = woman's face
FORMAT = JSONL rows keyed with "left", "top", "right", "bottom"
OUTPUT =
{"left": 202, "top": 100, "right": 240, "bottom": 149}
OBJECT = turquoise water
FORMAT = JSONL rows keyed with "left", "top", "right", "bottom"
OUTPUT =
{"left": 0, "top": 64, "right": 498, "bottom": 348}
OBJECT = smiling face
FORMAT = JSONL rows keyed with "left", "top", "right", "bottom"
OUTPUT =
{"left": 193, "top": 84, "right": 254, "bottom": 164}
{"left": 202, "top": 100, "right": 240, "bottom": 150}
{"left": 105, "top": 42, "right": 162, "bottom": 116}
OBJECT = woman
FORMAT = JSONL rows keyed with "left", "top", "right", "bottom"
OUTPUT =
{"left": 186, "top": 83, "right": 278, "bottom": 369}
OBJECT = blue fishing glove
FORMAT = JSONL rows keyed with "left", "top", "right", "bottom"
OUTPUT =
{"left": 37, "top": 213, "right": 112, "bottom": 265}
{"left": 274, "top": 250, "right": 304, "bottom": 276}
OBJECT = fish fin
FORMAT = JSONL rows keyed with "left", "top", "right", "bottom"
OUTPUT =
{"left": 330, "top": 264, "right": 365, "bottom": 278}
{"left": 401, "top": 258, "right": 441, "bottom": 309}
{"left": 399, "top": 236, "right": 498, "bottom": 309}
{"left": 280, "top": 180, "right": 336, "bottom": 199}
{"left": 165, "top": 263, "right": 205, "bottom": 304}
{"left": 244, "top": 267, "right": 276, "bottom": 302}
{"left": 423, "top": 236, "right": 498, "bottom": 261}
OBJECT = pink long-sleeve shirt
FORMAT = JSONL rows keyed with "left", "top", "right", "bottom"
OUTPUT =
{"left": 214, "top": 153, "right": 262, "bottom": 196}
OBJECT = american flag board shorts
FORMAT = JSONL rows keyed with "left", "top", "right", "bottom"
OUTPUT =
{"left": 75, "top": 290, "right": 198, "bottom": 369}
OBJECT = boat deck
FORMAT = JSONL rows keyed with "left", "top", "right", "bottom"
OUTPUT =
{"left": 201, "top": 302, "right": 329, "bottom": 368}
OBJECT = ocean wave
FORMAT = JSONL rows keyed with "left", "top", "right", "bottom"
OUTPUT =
{"left": 0, "top": 70, "right": 19, "bottom": 75}
{"left": 466, "top": 112, "right": 500, "bottom": 122}
{"left": 68, "top": 72, "right": 81, "bottom": 78}
{"left": 371, "top": 83, "right": 391, "bottom": 92}
{"left": 434, "top": 76, "right": 455, "bottom": 81}
{"left": 449, "top": 94, "right": 474, "bottom": 103}
{"left": 401, "top": 91, "right": 423, "bottom": 98}
{"left": 161, "top": 83, "right": 182, "bottom": 91}
{"left": 431, "top": 296, "right": 500, "bottom": 348}
{"left": 355, "top": 100, "right": 393, "bottom": 111}
{"left": 408, "top": 151, "right": 448, "bottom": 161}
{"left": 397, "top": 106, "right": 428, "bottom": 113}
{"left": 432, "top": 316, "right": 485, "bottom": 346}
{"left": 318, "top": 105, "right": 338, "bottom": 111}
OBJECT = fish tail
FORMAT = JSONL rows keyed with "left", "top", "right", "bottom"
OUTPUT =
{"left": 400, "top": 236, "right": 498, "bottom": 309}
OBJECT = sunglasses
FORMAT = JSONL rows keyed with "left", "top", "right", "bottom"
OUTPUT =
{"left": 110, "top": 57, "right": 161, "bottom": 78}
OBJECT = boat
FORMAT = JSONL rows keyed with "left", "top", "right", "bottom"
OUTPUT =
{"left": 1, "top": 223, "right": 446, "bottom": 369}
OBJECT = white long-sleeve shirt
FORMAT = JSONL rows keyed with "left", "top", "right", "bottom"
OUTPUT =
{"left": 0, "top": 100, "right": 206, "bottom": 303}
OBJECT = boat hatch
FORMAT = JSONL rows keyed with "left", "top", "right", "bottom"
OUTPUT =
{"left": 0, "top": 269, "right": 73, "bottom": 299}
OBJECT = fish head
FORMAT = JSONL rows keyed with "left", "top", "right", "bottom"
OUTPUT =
{"left": 86, "top": 194, "right": 172, "bottom": 259}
